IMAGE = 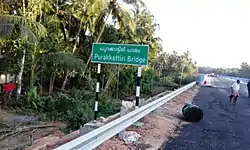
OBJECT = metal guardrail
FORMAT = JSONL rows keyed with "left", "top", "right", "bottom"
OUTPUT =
{"left": 54, "top": 81, "right": 196, "bottom": 150}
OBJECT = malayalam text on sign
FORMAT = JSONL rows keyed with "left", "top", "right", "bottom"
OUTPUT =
{"left": 91, "top": 43, "right": 149, "bottom": 66}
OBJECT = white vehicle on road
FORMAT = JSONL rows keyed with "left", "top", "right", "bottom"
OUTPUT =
{"left": 197, "top": 74, "right": 212, "bottom": 86}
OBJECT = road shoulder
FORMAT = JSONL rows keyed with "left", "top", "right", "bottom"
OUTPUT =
{"left": 97, "top": 86, "right": 199, "bottom": 150}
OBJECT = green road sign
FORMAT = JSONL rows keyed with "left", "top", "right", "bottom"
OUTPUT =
{"left": 91, "top": 43, "right": 149, "bottom": 66}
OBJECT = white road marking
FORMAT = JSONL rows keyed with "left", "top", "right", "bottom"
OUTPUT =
{"left": 218, "top": 88, "right": 227, "bottom": 94}
{"left": 225, "top": 78, "right": 247, "bottom": 85}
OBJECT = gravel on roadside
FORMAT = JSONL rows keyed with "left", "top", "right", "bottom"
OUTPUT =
{"left": 96, "top": 86, "right": 199, "bottom": 150}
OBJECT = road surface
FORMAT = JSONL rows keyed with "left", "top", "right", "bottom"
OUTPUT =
{"left": 165, "top": 77, "right": 250, "bottom": 150}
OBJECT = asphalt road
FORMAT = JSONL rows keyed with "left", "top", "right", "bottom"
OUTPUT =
{"left": 165, "top": 77, "right": 250, "bottom": 150}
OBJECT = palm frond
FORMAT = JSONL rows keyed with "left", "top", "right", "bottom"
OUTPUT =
{"left": 46, "top": 15, "right": 62, "bottom": 24}
{"left": 122, "top": 0, "right": 145, "bottom": 7}
{"left": 0, "top": 24, "right": 14, "bottom": 36}
{"left": 0, "top": 15, "right": 47, "bottom": 42}
{"left": 86, "top": 0, "right": 109, "bottom": 15}
{"left": 113, "top": 5, "right": 135, "bottom": 31}
{"left": 43, "top": 52, "right": 85, "bottom": 72}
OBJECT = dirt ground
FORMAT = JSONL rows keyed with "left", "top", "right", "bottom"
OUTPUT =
{"left": 96, "top": 86, "right": 199, "bottom": 150}
{"left": 0, "top": 86, "right": 170, "bottom": 150}
{"left": 0, "top": 108, "right": 66, "bottom": 150}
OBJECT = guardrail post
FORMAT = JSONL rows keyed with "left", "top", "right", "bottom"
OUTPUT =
{"left": 118, "top": 101, "right": 134, "bottom": 140}
{"left": 118, "top": 106, "right": 127, "bottom": 139}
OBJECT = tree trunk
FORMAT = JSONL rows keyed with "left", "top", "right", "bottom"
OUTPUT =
{"left": 4, "top": 73, "right": 7, "bottom": 83}
{"left": 49, "top": 72, "right": 55, "bottom": 95}
{"left": 61, "top": 71, "right": 70, "bottom": 90}
{"left": 72, "top": 10, "right": 86, "bottom": 53}
{"left": 30, "top": 67, "right": 34, "bottom": 87}
{"left": 104, "top": 72, "right": 117, "bottom": 91}
{"left": 16, "top": 48, "right": 26, "bottom": 95}
{"left": 102, "top": 75, "right": 105, "bottom": 89}
{"left": 30, "top": 54, "right": 35, "bottom": 88}
{"left": 16, "top": 0, "right": 26, "bottom": 95}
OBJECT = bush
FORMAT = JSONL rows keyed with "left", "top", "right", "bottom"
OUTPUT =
{"left": 98, "top": 94, "right": 121, "bottom": 117}
{"left": 42, "top": 90, "right": 121, "bottom": 129}
{"left": 9, "top": 88, "right": 121, "bottom": 130}
{"left": 33, "top": 89, "right": 95, "bottom": 129}
{"left": 155, "top": 76, "right": 179, "bottom": 90}
{"left": 141, "top": 68, "right": 158, "bottom": 94}
{"left": 119, "top": 67, "right": 159, "bottom": 95}
{"left": 119, "top": 67, "right": 137, "bottom": 96}
{"left": 181, "top": 76, "right": 196, "bottom": 85}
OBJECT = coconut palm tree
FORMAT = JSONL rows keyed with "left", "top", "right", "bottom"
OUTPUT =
{"left": 80, "top": 0, "right": 139, "bottom": 76}
{"left": 0, "top": 0, "right": 47, "bottom": 94}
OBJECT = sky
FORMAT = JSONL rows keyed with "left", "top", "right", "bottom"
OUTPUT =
{"left": 139, "top": 0, "right": 250, "bottom": 68}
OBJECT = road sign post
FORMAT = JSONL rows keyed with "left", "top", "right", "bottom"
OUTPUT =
{"left": 94, "top": 64, "right": 101, "bottom": 120}
{"left": 91, "top": 43, "right": 149, "bottom": 119}
{"left": 135, "top": 66, "right": 142, "bottom": 109}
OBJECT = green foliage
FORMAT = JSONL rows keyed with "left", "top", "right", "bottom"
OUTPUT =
{"left": 0, "top": 15, "right": 47, "bottom": 43}
{"left": 141, "top": 67, "right": 158, "bottom": 94}
{"left": 40, "top": 89, "right": 121, "bottom": 129}
{"left": 0, "top": 0, "right": 197, "bottom": 130}
{"left": 9, "top": 88, "right": 120, "bottom": 130}
{"left": 27, "top": 86, "right": 39, "bottom": 109}
{"left": 0, "top": 39, "right": 23, "bottom": 74}
{"left": 181, "top": 76, "right": 197, "bottom": 85}
{"left": 156, "top": 76, "right": 179, "bottom": 90}
{"left": 98, "top": 94, "right": 121, "bottom": 117}
{"left": 37, "top": 89, "right": 95, "bottom": 129}
{"left": 118, "top": 67, "right": 137, "bottom": 95}
{"left": 42, "top": 52, "right": 85, "bottom": 73}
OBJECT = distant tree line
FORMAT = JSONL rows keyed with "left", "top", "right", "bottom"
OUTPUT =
{"left": 198, "top": 62, "right": 250, "bottom": 78}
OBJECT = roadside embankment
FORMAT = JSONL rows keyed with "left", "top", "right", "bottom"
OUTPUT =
{"left": 97, "top": 86, "right": 199, "bottom": 150}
